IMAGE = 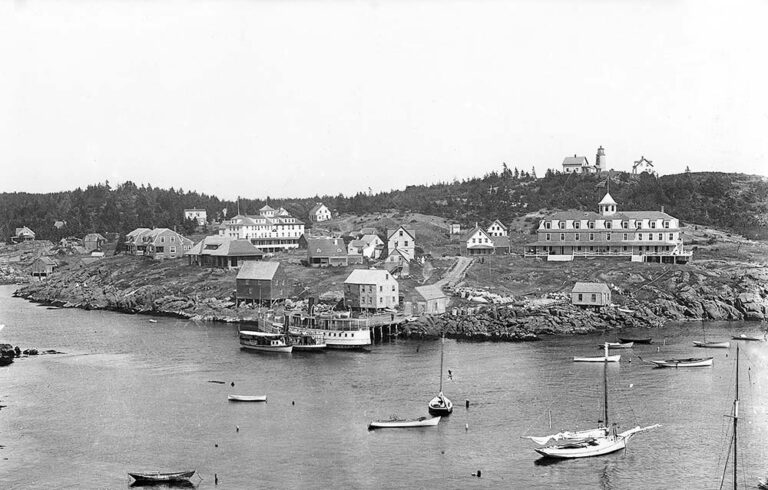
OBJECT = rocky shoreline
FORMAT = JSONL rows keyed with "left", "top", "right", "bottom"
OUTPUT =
{"left": 13, "top": 256, "right": 768, "bottom": 341}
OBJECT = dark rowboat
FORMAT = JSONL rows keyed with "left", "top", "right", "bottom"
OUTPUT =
{"left": 731, "top": 334, "right": 763, "bottom": 342}
{"left": 128, "top": 470, "right": 196, "bottom": 484}
{"left": 618, "top": 337, "right": 653, "bottom": 344}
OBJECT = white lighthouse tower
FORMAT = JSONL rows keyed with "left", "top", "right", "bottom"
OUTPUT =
{"left": 595, "top": 146, "right": 606, "bottom": 172}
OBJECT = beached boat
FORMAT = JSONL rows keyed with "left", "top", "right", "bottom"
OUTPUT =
{"left": 599, "top": 342, "right": 633, "bottom": 349}
{"left": 618, "top": 337, "right": 653, "bottom": 344}
{"left": 731, "top": 334, "right": 763, "bottom": 342}
{"left": 693, "top": 340, "right": 730, "bottom": 349}
{"left": 128, "top": 470, "right": 196, "bottom": 484}
{"left": 759, "top": 477, "right": 768, "bottom": 490}
{"left": 428, "top": 332, "right": 453, "bottom": 416}
{"left": 534, "top": 344, "right": 659, "bottom": 459}
{"left": 289, "top": 331, "right": 327, "bottom": 351}
{"left": 227, "top": 395, "right": 267, "bottom": 402}
{"left": 239, "top": 330, "right": 293, "bottom": 353}
{"left": 647, "top": 357, "right": 713, "bottom": 368}
{"left": 286, "top": 311, "right": 373, "bottom": 350}
{"left": 368, "top": 416, "right": 441, "bottom": 430}
{"left": 573, "top": 354, "right": 620, "bottom": 363}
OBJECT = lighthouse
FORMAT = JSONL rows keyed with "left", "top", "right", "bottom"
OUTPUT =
{"left": 595, "top": 146, "right": 606, "bottom": 172}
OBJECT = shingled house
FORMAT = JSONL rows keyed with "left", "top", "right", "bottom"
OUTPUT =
{"left": 236, "top": 261, "right": 291, "bottom": 306}
{"left": 187, "top": 235, "right": 264, "bottom": 268}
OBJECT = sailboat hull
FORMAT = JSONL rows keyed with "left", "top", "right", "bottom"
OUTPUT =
{"left": 535, "top": 436, "right": 627, "bottom": 459}
{"left": 428, "top": 395, "right": 453, "bottom": 416}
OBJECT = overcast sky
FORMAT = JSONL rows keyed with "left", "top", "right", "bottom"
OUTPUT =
{"left": 2, "top": 0, "right": 767, "bottom": 200}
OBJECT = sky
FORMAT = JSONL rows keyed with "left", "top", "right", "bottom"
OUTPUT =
{"left": 2, "top": 0, "right": 767, "bottom": 200}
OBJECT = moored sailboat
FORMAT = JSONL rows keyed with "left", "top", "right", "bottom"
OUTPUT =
{"left": 533, "top": 343, "right": 659, "bottom": 459}
{"left": 427, "top": 332, "right": 453, "bottom": 416}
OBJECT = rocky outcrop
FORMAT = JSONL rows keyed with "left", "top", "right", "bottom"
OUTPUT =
{"left": 0, "top": 344, "right": 15, "bottom": 366}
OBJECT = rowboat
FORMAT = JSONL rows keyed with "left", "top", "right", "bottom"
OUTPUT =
{"left": 599, "top": 342, "right": 633, "bottom": 349}
{"left": 368, "top": 416, "right": 441, "bottom": 430}
{"left": 574, "top": 354, "right": 620, "bottom": 363}
{"left": 228, "top": 395, "right": 267, "bottom": 402}
{"left": 128, "top": 470, "right": 196, "bottom": 484}
{"left": 647, "top": 357, "right": 713, "bottom": 368}
{"left": 618, "top": 337, "right": 652, "bottom": 344}
{"left": 731, "top": 334, "right": 763, "bottom": 342}
{"left": 693, "top": 341, "right": 730, "bottom": 349}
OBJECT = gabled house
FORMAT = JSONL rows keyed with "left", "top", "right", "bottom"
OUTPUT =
{"left": 187, "top": 236, "right": 264, "bottom": 268}
{"left": 486, "top": 220, "right": 508, "bottom": 237}
{"left": 387, "top": 226, "right": 415, "bottom": 261}
{"left": 31, "top": 256, "right": 57, "bottom": 280}
{"left": 347, "top": 234, "right": 384, "bottom": 259}
{"left": 309, "top": 203, "right": 332, "bottom": 222}
{"left": 343, "top": 269, "right": 399, "bottom": 311}
{"left": 464, "top": 225, "right": 495, "bottom": 255}
{"left": 125, "top": 228, "right": 192, "bottom": 259}
{"left": 83, "top": 233, "right": 107, "bottom": 252}
{"left": 492, "top": 236, "right": 511, "bottom": 255}
{"left": 307, "top": 237, "right": 362, "bottom": 267}
{"left": 13, "top": 226, "right": 35, "bottom": 243}
{"left": 184, "top": 208, "right": 208, "bottom": 226}
{"left": 236, "top": 261, "right": 291, "bottom": 306}
{"left": 571, "top": 282, "right": 611, "bottom": 307}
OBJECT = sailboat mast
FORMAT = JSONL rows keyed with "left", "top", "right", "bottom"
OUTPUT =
{"left": 603, "top": 342, "right": 609, "bottom": 429}
{"left": 733, "top": 345, "right": 739, "bottom": 490}
{"left": 439, "top": 333, "right": 445, "bottom": 393}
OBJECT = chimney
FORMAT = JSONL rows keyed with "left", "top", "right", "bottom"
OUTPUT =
{"left": 661, "top": 205, "right": 665, "bottom": 213}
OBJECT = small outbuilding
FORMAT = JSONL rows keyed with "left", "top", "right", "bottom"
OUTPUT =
{"left": 84, "top": 233, "right": 107, "bottom": 252}
{"left": 571, "top": 282, "right": 611, "bottom": 307}
{"left": 407, "top": 284, "right": 448, "bottom": 315}
{"left": 31, "top": 256, "right": 57, "bottom": 280}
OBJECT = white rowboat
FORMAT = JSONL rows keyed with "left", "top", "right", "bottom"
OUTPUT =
{"left": 574, "top": 355, "right": 620, "bottom": 363}
{"left": 368, "top": 416, "right": 441, "bottom": 430}
{"left": 648, "top": 357, "right": 713, "bottom": 368}
{"left": 693, "top": 341, "right": 730, "bottom": 349}
{"left": 228, "top": 395, "right": 267, "bottom": 402}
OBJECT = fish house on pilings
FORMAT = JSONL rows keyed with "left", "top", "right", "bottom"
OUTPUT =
{"left": 236, "top": 261, "right": 291, "bottom": 306}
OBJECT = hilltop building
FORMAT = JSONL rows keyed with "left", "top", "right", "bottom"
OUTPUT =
{"left": 525, "top": 191, "right": 691, "bottom": 264}
{"left": 83, "top": 233, "right": 106, "bottom": 252}
{"left": 309, "top": 203, "right": 332, "bottom": 222}
{"left": 306, "top": 237, "right": 363, "bottom": 267}
{"left": 343, "top": 269, "right": 399, "bottom": 311}
{"left": 218, "top": 204, "right": 304, "bottom": 252}
{"left": 347, "top": 234, "right": 384, "bottom": 259}
{"left": 184, "top": 208, "right": 208, "bottom": 226}
{"left": 387, "top": 226, "right": 415, "bottom": 261}
{"left": 562, "top": 146, "right": 606, "bottom": 174}
{"left": 13, "top": 226, "right": 35, "bottom": 243}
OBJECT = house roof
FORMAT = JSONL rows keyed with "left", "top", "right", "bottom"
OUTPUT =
{"left": 15, "top": 226, "right": 35, "bottom": 236}
{"left": 309, "top": 203, "right": 327, "bottom": 215}
{"left": 360, "top": 234, "right": 383, "bottom": 246}
{"left": 572, "top": 282, "right": 611, "bottom": 294}
{"left": 387, "top": 227, "right": 416, "bottom": 240}
{"left": 34, "top": 256, "right": 58, "bottom": 266}
{"left": 387, "top": 248, "right": 411, "bottom": 260}
{"left": 349, "top": 239, "right": 365, "bottom": 248}
{"left": 344, "top": 269, "right": 392, "bottom": 284}
{"left": 492, "top": 236, "right": 511, "bottom": 249}
{"left": 236, "top": 261, "right": 280, "bottom": 280}
{"left": 260, "top": 204, "right": 275, "bottom": 212}
{"left": 489, "top": 219, "right": 508, "bottom": 231}
{"left": 126, "top": 228, "right": 151, "bottom": 239}
{"left": 307, "top": 237, "right": 347, "bottom": 258}
{"left": 462, "top": 225, "right": 489, "bottom": 242}
{"left": 184, "top": 208, "right": 207, "bottom": 212}
{"left": 189, "top": 236, "right": 263, "bottom": 257}
{"left": 359, "top": 227, "right": 378, "bottom": 236}
{"left": 414, "top": 284, "right": 446, "bottom": 301}
{"left": 562, "top": 156, "right": 589, "bottom": 166}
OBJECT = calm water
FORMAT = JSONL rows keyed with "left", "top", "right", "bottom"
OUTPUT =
{"left": 1, "top": 284, "right": 767, "bottom": 489}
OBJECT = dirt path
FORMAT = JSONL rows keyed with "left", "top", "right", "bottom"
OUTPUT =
{"left": 434, "top": 256, "right": 473, "bottom": 288}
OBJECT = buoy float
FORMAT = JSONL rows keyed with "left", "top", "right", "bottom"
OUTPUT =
{"left": 465, "top": 399, "right": 470, "bottom": 409}
{"left": 465, "top": 423, "right": 469, "bottom": 431}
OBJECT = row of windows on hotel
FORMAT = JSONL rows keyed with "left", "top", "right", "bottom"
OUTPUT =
{"left": 542, "top": 245, "right": 676, "bottom": 253}
{"left": 544, "top": 232, "right": 678, "bottom": 241}
{"left": 227, "top": 232, "right": 303, "bottom": 238}
{"left": 543, "top": 220, "right": 675, "bottom": 230}
{"left": 361, "top": 296, "right": 397, "bottom": 305}
{"left": 348, "top": 284, "right": 397, "bottom": 293}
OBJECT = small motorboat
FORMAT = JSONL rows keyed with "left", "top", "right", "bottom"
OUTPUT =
{"left": 573, "top": 354, "right": 620, "bottom": 363}
{"left": 599, "top": 342, "right": 633, "bottom": 349}
{"left": 228, "top": 395, "right": 267, "bottom": 402}
{"left": 618, "top": 337, "right": 653, "bottom": 344}
{"left": 648, "top": 357, "right": 713, "bottom": 368}
{"left": 128, "top": 470, "right": 196, "bottom": 484}
{"left": 693, "top": 341, "right": 730, "bottom": 349}
{"left": 368, "top": 416, "right": 441, "bottom": 430}
{"left": 148, "top": 319, "right": 158, "bottom": 323}
{"left": 731, "top": 334, "right": 763, "bottom": 342}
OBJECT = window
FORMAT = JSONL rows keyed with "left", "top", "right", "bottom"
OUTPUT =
{"left": 622, "top": 221, "right": 628, "bottom": 229}
{"left": 392, "top": 296, "right": 395, "bottom": 302}
{"left": 664, "top": 221, "right": 670, "bottom": 229}
{"left": 472, "top": 238, "right": 476, "bottom": 244}
{"left": 589, "top": 233, "right": 594, "bottom": 241}
{"left": 170, "top": 246, "right": 176, "bottom": 253}
{"left": 545, "top": 222, "right": 551, "bottom": 229}
{"left": 560, "top": 234, "right": 565, "bottom": 241}
{"left": 394, "top": 241, "right": 399, "bottom": 247}
{"left": 651, "top": 222, "right": 656, "bottom": 229}
{"left": 379, "top": 297, "right": 383, "bottom": 303}
{"left": 623, "top": 233, "right": 627, "bottom": 240}
{"left": 546, "top": 233, "right": 551, "bottom": 241}
{"left": 605, "top": 221, "right": 612, "bottom": 229}
{"left": 658, "top": 233, "right": 663, "bottom": 240}
{"left": 405, "top": 241, "right": 409, "bottom": 247}
{"left": 559, "top": 221, "right": 565, "bottom": 229}
{"left": 578, "top": 293, "right": 583, "bottom": 302}
{"left": 392, "top": 285, "right": 395, "bottom": 291}
{"left": 379, "top": 286, "right": 383, "bottom": 292}
{"left": 606, "top": 233, "right": 611, "bottom": 241}
{"left": 588, "top": 221, "right": 595, "bottom": 229}
{"left": 575, "top": 233, "right": 580, "bottom": 241}
{"left": 591, "top": 294, "right": 597, "bottom": 302}
{"left": 399, "top": 230, "right": 403, "bottom": 237}
{"left": 638, "top": 234, "right": 643, "bottom": 241}
{"left": 669, "top": 233, "right": 674, "bottom": 240}
{"left": 574, "top": 222, "right": 581, "bottom": 229}
{"left": 171, "top": 236, "right": 175, "bottom": 242}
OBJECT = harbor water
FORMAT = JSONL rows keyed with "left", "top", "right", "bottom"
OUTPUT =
{"left": 1, "top": 284, "right": 767, "bottom": 489}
